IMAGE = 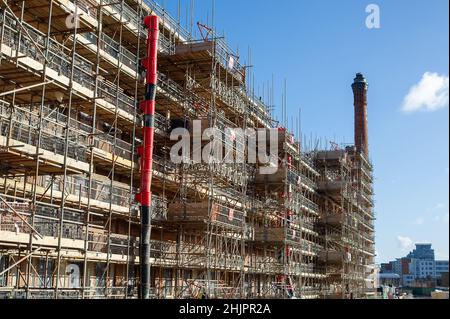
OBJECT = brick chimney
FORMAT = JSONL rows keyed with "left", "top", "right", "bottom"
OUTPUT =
{"left": 352, "top": 73, "right": 369, "bottom": 156}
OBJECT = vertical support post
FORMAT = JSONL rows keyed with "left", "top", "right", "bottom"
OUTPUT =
{"left": 136, "top": 15, "right": 159, "bottom": 300}
{"left": 126, "top": 0, "right": 145, "bottom": 300}
{"left": 83, "top": 0, "right": 103, "bottom": 299}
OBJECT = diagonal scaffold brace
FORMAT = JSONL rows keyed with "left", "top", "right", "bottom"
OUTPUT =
{"left": 136, "top": 14, "right": 159, "bottom": 300}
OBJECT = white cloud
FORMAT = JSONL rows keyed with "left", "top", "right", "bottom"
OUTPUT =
{"left": 402, "top": 72, "right": 449, "bottom": 113}
{"left": 397, "top": 236, "right": 414, "bottom": 251}
{"left": 413, "top": 217, "right": 424, "bottom": 225}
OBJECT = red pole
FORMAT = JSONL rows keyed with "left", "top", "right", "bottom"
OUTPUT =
{"left": 136, "top": 15, "right": 159, "bottom": 300}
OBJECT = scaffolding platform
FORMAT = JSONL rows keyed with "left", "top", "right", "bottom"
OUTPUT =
{"left": 167, "top": 202, "right": 245, "bottom": 231}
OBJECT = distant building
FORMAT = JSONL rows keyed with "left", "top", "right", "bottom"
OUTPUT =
{"left": 435, "top": 261, "right": 449, "bottom": 279}
{"left": 402, "top": 274, "right": 415, "bottom": 287}
{"left": 411, "top": 258, "right": 435, "bottom": 279}
{"left": 407, "top": 244, "right": 435, "bottom": 260}
{"left": 381, "top": 244, "right": 448, "bottom": 287}
{"left": 439, "top": 272, "right": 449, "bottom": 288}
{"left": 380, "top": 263, "right": 392, "bottom": 273}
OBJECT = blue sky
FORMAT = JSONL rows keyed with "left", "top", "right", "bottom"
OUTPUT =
{"left": 159, "top": 0, "right": 449, "bottom": 262}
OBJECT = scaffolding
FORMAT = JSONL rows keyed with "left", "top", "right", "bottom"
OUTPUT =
{"left": 0, "top": 0, "right": 375, "bottom": 299}
{"left": 315, "top": 148, "right": 376, "bottom": 299}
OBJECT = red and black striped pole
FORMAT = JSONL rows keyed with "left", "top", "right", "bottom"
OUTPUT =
{"left": 136, "top": 15, "right": 159, "bottom": 300}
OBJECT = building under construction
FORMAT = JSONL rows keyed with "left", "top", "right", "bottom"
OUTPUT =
{"left": 0, "top": 0, "right": 376, "bottom": 299}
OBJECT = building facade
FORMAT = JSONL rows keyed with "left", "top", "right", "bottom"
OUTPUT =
{"left": 0, "top": 0, "right": 375, "bottom": 299}
{"left": 381, "top": 244, "right": 449, "bottom": 287}
{"left": 435, "top": 260, "right": 449, "bottom": 280}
